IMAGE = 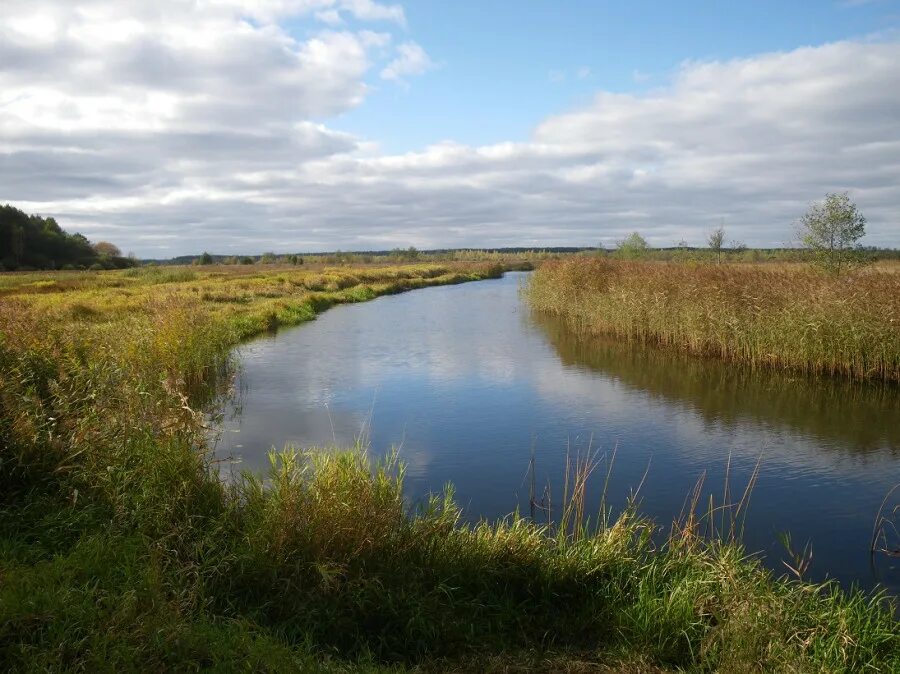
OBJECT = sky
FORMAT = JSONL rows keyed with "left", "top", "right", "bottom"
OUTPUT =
{"left": 1, "top": 0, "right": 898, "bottom": 256}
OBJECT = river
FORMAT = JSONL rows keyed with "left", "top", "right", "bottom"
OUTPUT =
{"left": 213, "top": 271, "right": 900, "bottom": 594}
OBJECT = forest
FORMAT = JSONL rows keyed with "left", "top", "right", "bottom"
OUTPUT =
{"left": 0, "top": 204, "right": 133, "bottom": 271}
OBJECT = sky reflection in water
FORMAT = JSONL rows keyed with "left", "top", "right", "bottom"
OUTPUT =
{"left": 214, "top": 272, "right": 900, "bottom": 594}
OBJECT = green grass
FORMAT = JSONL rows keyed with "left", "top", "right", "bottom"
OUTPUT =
{"left": 1, "top": 262, "right": 898, "bottom": 671}
{"left": 526, "top": 257, "right": 900, "bottom": 382}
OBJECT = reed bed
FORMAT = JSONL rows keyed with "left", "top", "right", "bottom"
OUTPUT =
{"left": 527, "top": 257, "right": 900, "bottom": 382}
{"left": 1, "top": 262, "right": 898, "bottom": 671}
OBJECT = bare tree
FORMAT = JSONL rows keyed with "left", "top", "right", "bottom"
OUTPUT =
{"left": 707, "top": 226, "right": 725, "bottom": 264}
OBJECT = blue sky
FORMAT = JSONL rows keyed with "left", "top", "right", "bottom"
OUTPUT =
{"left": 1, "top": 0, "right": 898, "bottom": 254}
{"left": 334, "top": 1, "right": 898, "bottom": 152}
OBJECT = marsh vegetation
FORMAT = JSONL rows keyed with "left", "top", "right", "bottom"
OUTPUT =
{"left": 527, "top": 257, "right": 900, "bottom": 382}
{"left": 1, "top": 261, "right": 898, "bottom": 670}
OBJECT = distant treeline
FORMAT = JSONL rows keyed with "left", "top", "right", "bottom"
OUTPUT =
{"left": 144, "top": 244, "right": 900, "bottom": 267}
{"left": 0, "top": 205, "right": 135, "bottom": 271}
{"left": 142, "top": 246, "right": 594, "bottom": 266}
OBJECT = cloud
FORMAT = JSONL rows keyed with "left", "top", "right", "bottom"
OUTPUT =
{"left": 632, "top": 69, "right": 651, "bottom": 83}
{"left": 549, "top": 66, "right": 592, "bottom": 83}
{"left": 314, "top": 9, "right": 344, "bottom": 25}
{"left": 338, "top": 0, "right": 406, "bottom": 26}
{"left": 211, "top": 0, "right": 405, "bottom": 25}
{"left": 0, "top": 4, "right": 898, "bottom": 255}
{"left": 380, "top": 42, "right": 435, "bottom": 81}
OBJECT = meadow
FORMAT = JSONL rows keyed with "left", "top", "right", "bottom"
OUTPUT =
{"left": 1, "top": 261, "right": 899, "bottom": 671}
{"left": 527, "top": 257, "right": 900, "bottom": 382}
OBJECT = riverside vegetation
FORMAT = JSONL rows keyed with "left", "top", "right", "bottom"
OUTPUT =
{"left": 527, "top": 257, "right": 900, "bottom": 383}
{"left": 1, "top": 261, "right": 899, "bottom": 672}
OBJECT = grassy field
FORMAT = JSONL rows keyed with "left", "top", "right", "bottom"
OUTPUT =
{"left": 527, "top": 257, "right": 900, "bottom": 382}
{"left": 1, "top": 262, "right": 899, "bottom": 671}
{"left": 0, "top": 260, "right": 521, "bottom": 339}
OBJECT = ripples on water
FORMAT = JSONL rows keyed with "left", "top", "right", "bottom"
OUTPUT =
{"left": 213, "top": 272, "right": 900, "bottom": 594}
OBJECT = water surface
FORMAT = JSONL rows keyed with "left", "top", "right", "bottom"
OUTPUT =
{"left": 214, "top": 272, "right": 900, "bottom": 593}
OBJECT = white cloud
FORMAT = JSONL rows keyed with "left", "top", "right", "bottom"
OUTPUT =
{"left": 339, "top": 0, "right": 406, "bottom": 25}
{"left": 380, "top": 42, "right": 435, "bottom": 81}
{"left": 314, "top": 9, "right": 344, "bottom": 24}
{"left": 211, "top": 0, "right": 405, "bottom": 25}
{"left": 0, "top": 4, "right": 898, "bottom": 256}
{"left": 549, "top": 66, "right": 592, "bottom": 83}
{"left": 632, "top": 69, "right": 651, "bottom": 83}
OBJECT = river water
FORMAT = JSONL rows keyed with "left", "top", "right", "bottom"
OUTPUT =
{"left": 213, "top": 271, "right": 900, "bottom": 594}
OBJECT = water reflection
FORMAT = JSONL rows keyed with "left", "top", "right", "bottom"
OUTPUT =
{"left": 213, "top": 272, "right": 900, "bottom": 594}
{"left": 533, "top": 312, "right": 900, "bottom": 458}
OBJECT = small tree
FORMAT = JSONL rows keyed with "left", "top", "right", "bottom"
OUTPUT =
{"left": 197, "top": 251, "right": 214, "bottom": 265}
{"left": 93, "top": 241, "right": 121, "bottom": 258}
{"left": 707, "top": 226, "right": 725, "bottom": 264}
{"left": 392, "top": 246, "right": 420, "bottom": 262}
{"left": 673, "top": 239, "right": 691, "bottom": 262}
{"left": 260, "top": 252, "right": 277, "bottom": 264}
{"left": 615, "top": 232, "right": 649, "bottom": 260}
{"left": 798, "top": 192, "right": 867, "bottom": 274}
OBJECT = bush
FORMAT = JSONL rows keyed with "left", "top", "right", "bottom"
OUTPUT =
{"left": 615, "top": 232, "right": 649, "bottom": 260}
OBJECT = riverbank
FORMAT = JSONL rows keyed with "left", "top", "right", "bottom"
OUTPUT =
{"left": 526, "top": 257, "right": 900, "bottom": 382}
{"left": 1, "top": 264, "right": 898, "bottom": 671}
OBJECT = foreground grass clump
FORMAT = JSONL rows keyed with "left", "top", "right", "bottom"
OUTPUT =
{"left": 527, "top": 257, "right": 900, "bottom": 382}
{"left": 1, "top": 263, "right": 898, "bottom": 671}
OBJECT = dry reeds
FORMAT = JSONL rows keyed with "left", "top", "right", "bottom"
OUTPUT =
{"left": 527, "top": 257, "right": 900, "bottom": 382}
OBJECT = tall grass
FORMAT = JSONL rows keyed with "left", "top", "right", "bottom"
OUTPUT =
{"left": 527, "top": 257, "right": 900, "bottom": 382}
{"left": 1, "top": 262, "right": 898, "bottom": 670}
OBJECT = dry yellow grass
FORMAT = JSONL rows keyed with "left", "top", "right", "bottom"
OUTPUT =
{"left": 1, "top": 260, "right": 507, "bottom": 338}
{"left": 527, "top": 258, "right": 900, "bottom": 382}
